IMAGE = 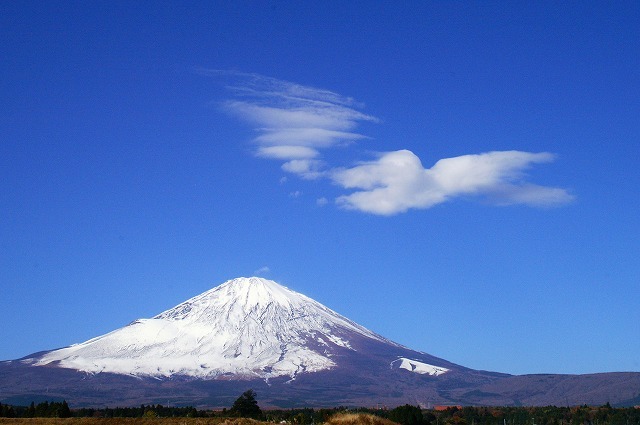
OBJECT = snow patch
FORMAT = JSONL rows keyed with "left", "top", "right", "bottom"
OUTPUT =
{"left": 390, "top": 357, "right": 449, "bottom": 376}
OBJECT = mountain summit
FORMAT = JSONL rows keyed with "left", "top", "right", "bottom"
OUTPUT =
{"left": 29, "top": 277, "right": 429, "bottom": 380}
{"left": 3, "top": 277, "right": 640, "bottom": 408}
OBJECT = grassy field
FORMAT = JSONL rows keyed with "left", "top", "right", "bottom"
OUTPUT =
{"left": 325, "top": 413, "right": 398, "bottom": 425}
{"left": 0, "top": 418, "right": 262, "bottom": 425}
{"left": 0, "top": 414, "right": 395, "bottom": 425}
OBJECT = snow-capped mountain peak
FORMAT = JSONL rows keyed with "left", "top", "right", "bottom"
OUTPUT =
{"left": 30, "top": 277, "right": 399, "bottom": 380}
{"left": 155, "top": 277, "right": 387, "bottom": 342}
{"left": 156, "top": 277, "right": 321, "bottom": 321}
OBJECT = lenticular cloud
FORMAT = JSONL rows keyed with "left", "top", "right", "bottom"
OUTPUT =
{"left": 216, "top": 72, "right": 377, "bottom": 172}
{"left": 211, "top": 71, "right": 573, "bottom": 215}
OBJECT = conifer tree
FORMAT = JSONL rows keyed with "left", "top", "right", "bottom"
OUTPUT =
{"left": 27, "top": 402, "right": 35, "bottom": 418}
{"left": 389, "top": 404, "right": 424, "bottom": 425}
{"left": 229, "top": 389, "right": 262, "bottom": 419}
{"left": 59, "top": 400, "right": 71, "bottom": 418}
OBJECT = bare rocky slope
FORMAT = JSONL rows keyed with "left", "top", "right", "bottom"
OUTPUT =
{"left": 1, "top": 277, "right": 638, "bottom": 408}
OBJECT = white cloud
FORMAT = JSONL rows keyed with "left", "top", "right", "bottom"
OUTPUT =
{"left": 253, "top": 266, "right": 271, "bottom": 276}
{"left": 257, "top": 145, "right": 319, "bottom": 160}
{"left": 316, "top": 197, "right": 329, "bottom": 206}
{"left": 210, "top": 71, "right": 574, "bottom": 215}
{"left": 488, "top": 183, "right": 576, "bottom": 207}
{"left": 333, "top": 150, "right": 574, "bottom": 215}
{"left": 225, "top": 101, "right": 371, "bottom": 133}
{"left": 254, "top": 128, "right": 367, "bottom": 147}
{"left": 214, "top": 72, "right": 376, "bottom": 179}
{"left": 281, "top": 159, "right": 326, "bottom": 180}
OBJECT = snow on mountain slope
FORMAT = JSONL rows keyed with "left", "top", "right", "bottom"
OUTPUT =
{"left": 30, "top": 277, "right": 403, "bottom": 380}
{"left": 390, "top": 358, "right": 449, "bottom": 376}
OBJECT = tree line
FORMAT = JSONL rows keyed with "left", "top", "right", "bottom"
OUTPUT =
{"left": 0, "top": 400, "right": 199, "bottom": 418}
{"left": 0, "top": 400, "right": 71, "bottom": 418}
{"left": 1, "top": 393, "right": 639, "bottom": 425}
{"left": 420, "top": 405, "right": 640, "bottom": 425}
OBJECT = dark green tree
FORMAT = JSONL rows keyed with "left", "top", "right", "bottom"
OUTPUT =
{"left": 58, "top": 400, "right": 71, "bottom": 418}
{"left": 389, "top": 404, "right": 424, "bottom": 425}
{"left": 229, "top": 389, "right": 262, "bottom": 419}
{"left": 1, "top": 403, "right": 16, "bottom": 418}
{"left": 25, "top": 402, "right": 36, "bottom": 418}
{"left": 34, "top": 401, "right": 49, "bottom": 417}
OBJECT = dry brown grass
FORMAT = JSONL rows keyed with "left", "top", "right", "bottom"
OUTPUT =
{"left": 217, "top": 419, "right": 267, "bottom": 425}
{"left": 325, "top": 413, "right": 399, "bottom": 425}
{"left": 0, "top": 419, "right": 270, "bottom": 425}
{"left": 0, "top": 414, "right": 400, "bottom": 425}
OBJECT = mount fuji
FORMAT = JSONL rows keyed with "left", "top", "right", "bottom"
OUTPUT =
{"left": 28, "top": 277, "right": 445, "bottom": 380}
{"left": 1, "top": 277, "right": 639, "bottom": 408}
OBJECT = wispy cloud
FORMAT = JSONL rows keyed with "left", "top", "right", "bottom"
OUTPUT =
{"left": 253, "top": 266, "right": 271, "bottom": 276}
{"left": 316, "top": 197, "right": 329, "bottom": 207}
{"left": 205, "top": 70, "right": 377, "bottom": 180}
{"left": 208, "top": 71, "right": 573, "bottom": 215}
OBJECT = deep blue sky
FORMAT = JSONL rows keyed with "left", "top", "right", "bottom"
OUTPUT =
{"left": 1, "top": 2, "right": 638, "bottom": 375}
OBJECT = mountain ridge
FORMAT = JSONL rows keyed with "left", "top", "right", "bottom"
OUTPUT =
{"left": 1, "top": 276, "right": 639, "bottom": 408}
